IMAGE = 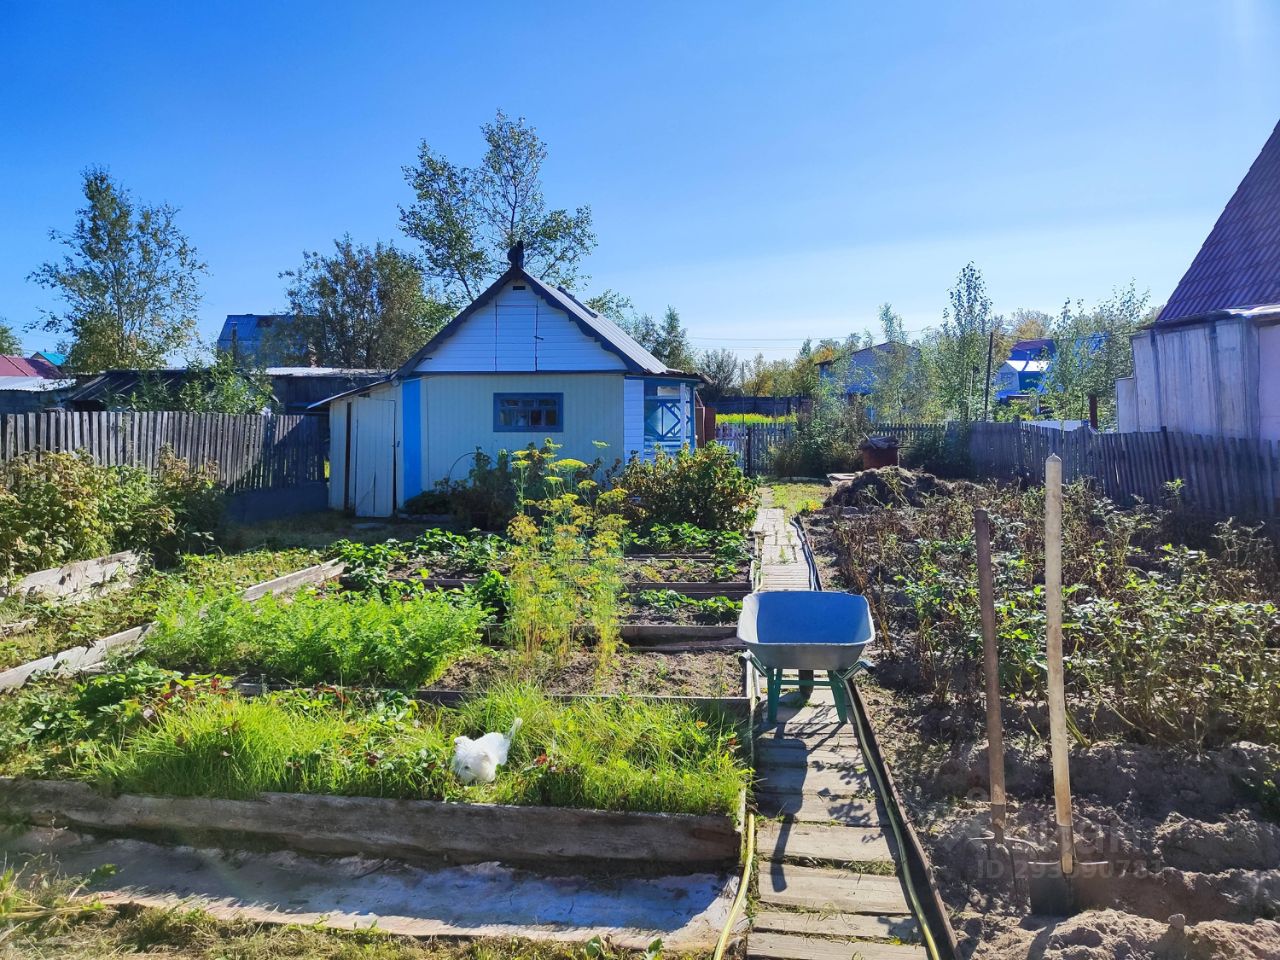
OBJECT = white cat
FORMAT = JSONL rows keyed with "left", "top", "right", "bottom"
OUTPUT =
{"left": 451, "top": 718, "right": 523, "bottom": 784}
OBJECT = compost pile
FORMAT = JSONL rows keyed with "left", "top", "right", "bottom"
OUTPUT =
{"left": 826, "top": 466, "right": 959, "bottom": 510}
{"left": 800, "top": 480, "right": 1280, "bottom": 959}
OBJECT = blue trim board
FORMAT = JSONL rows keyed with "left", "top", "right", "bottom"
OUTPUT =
{"left": 493, "top": 392, "right": 564, "bottom": 433}
{"left": 402, "top": 378, "right": 422, "bottom": 499}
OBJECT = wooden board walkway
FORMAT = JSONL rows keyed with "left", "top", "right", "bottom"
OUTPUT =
{"left": 748, "top": 497, "right": 925, "bottom": 959}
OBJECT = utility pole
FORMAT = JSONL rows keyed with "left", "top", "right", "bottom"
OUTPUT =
{"left": 982, "top": 330, "right": 995, "bottom": 421}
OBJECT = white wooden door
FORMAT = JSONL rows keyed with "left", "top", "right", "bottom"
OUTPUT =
{"left": 352, "top": 396, "right": 396, "bottom": 517}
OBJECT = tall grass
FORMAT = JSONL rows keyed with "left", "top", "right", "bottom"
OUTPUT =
{"left": 70, "top": 683, "right": 746, "bottom": 815}
{"left": 144, "top": 586, "right": 489, "bottom": 688}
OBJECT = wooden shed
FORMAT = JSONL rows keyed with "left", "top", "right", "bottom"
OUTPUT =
{"left": 318, "top": 245, "right": 701, "bottom": 517}
{"left": 1117, "top": 118, "right": 1280, "bottom": 441}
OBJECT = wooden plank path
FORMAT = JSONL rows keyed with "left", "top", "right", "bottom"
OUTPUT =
{"left": 748, "top": 500, "right": 924, "bottom": 959}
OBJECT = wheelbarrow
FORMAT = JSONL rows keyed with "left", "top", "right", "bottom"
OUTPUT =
{"left": 737, "top": 591, "right": 874, "bottom": 724}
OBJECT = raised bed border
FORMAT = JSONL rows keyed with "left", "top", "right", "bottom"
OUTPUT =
{"left": 0, "top": 777, "right": 740, "bottom": 870}
{"left": 0, "top": 550, "right": 142, "bottom": 604}
{"left": 0, "top": 559, "right": 345, "bottom": 694}
{"left": 0, "top": 641, "right": 757, "bottom": 874}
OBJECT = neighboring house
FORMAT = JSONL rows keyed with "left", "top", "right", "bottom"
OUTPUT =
{"left": 993, "top": 357, "right": 1049, "bottom": 401}
{"left": 0, "top": 355, "right": 75, "bottom": 413}
{"left": 1117, "top": 119, "right": 1280, "bottom": 441}
{"left": 1008, "top": 338, "right": 1056, "bottom": 363}
{"left": 816, "top": 342, "right": 921, "bottom": 396}
{"left": 217, "top": 314, "right": 305, "bottom": 364}
{"left": 319, "top": 244, "right": 701, "bottom": 517}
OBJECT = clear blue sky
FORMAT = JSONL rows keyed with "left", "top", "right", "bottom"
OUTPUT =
{"left": 2, "top": 1, "right": 1278, "bottom": 360}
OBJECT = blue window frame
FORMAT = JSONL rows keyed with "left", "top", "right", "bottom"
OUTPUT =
{"left": 493, "top": 392, "right": 563, "bottom": 432}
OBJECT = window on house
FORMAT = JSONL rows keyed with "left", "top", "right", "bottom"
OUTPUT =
{"left": 493, "top": 393, "right": 563, "bottom": 432}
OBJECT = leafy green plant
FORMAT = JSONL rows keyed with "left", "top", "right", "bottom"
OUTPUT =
{"left": 617, "top": 444, "right": 756, "bottom": 532}
{"left": 0, "top": 449, "right": 222, "bottom": 578}
{"left": 144, "top": 586, "right": 490, "bottom": 688}
{"left": 830, "top": 478, "right": 1280, "bottom": 746}
{"left": 634, "top": 590, "right": 742, "bottom": 624}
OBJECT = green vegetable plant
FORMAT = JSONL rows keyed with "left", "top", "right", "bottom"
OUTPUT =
{"left": 144, "top": 586, "right": 490, "bottom": 688}
{"left": 634, "top": 590, "right": 742, "bottom": 624}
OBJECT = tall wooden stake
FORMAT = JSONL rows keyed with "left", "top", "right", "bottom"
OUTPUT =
{"left": 1044, "top": 454, "right": 1075, "bottom": 874}
{"left": 974, "top": 508, "right": 1006, "bottom": 844}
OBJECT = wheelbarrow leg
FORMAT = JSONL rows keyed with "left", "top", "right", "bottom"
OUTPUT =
{"left": 766, "top": 668, "right": 781, "bottom": 724}
{"left": 827, "top": 671, "right": 849, "bottom": 723}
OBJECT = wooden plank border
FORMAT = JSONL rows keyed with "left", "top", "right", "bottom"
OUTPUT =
{"left": 0, "top": 560, "right": 345, "bottom": 694}
{"left": 0, "top": 551, "right": 142, "bottom": 604}
{"left": 0, "top": 777, "right": 740, "bottom": 870}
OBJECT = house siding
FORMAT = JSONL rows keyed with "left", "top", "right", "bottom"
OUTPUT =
{"left": 414, "top": 281, "right": 627, "bottom": 374}
{"left": 1126, "top": 317, "right": 1258, "bottom": 438}
{"left": 420, "top": 373, "right": 625, "bottom": 486}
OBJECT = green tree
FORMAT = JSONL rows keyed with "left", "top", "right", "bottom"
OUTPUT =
{"left": 401, "top": 110, "right": 596, "bottom": 302}
{"left": 867, "top": 303, "right": 924, "bottom": 421}
{"left": 112, "top": 352, "right": 276, "bottom": 415}
{"left": 282, "top": 237, "right": 451, "bottom": 369}
{"left": 698, "top": 347, "right": 740, "bottom": 402}
{"left": 29, "top": 168, "right": 205, "bottom": 373}
{"left": 0, "top": 320, "right": 20, "bottom": 354}
{"left": 924, "top": 262, "right": 1005, "bottom": 420}
{"left": 652, "top": 306, "right": 697, "bottom": 371}
{"left": 1043, "top": 283, "right": 1149, "bottom": 426}
{"left": 1009, "top": 307, "right": 1053, "bottom": 344}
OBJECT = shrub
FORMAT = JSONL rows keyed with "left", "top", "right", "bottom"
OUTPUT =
{"left": 0, "top": 449, "right": 222, "bottom": 578}
{"left": 145, "top": 587, "right": 489, "bottom": 688}
{"left": 430, "top": 441, "right": 621, "bottom": 530}
{"left": 617, "top": 445, "right": 756, "bottom": 532}
{"left": 898, "top": 425, "right": 970, "bottom": 477}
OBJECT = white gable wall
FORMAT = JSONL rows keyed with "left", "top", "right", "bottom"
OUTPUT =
{"left": 415, "top": 281, "right": 627, "bottom": 373}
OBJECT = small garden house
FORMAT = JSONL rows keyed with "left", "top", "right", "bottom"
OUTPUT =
{"left": 320, "top": 245, "right": 701, "bottom": 516}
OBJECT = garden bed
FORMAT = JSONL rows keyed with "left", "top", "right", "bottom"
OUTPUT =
{"left": 0, "top": 675, "right": 751, "bottom": 870}
{"left": 797, "top": 472, "right": 1280, "bottom": 957}
{"left": 0, "top": 547, "right": 323, "bottom": 676}
{"left": 0, "top": 549, "right": 142, "bottom": 604}
{"left": 428, "top": 647, "right": 745, "bottom": 699}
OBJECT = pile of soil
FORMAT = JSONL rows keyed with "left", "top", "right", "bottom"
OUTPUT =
{"left": 431, "top": 647, "right": 744, "bottom": 698}
{"left": 826, "top": 466, "right": 960, "bottom": 510}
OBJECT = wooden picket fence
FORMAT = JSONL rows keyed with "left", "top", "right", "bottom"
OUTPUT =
{"left": 0, "top": 411, "right": 326, "bottom": 492}
{"left": 714, "top": 421, "right": 794, "bottom": 475}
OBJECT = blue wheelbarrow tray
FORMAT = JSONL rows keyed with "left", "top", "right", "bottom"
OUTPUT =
{"left": 737, "top": 590, "right": 874, "bottom": 724}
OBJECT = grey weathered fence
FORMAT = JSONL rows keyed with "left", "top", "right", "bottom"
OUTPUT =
{"left": 715, "top": 422, "right": 794, "bottom": 475}
{"left": 968, "top": 421, "right": 1280, "bottom": 518}
{"left": 0, "top": 411, "right": 325, "bottom": 492}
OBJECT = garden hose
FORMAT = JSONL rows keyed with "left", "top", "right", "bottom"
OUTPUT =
{"left": 844, "top": 676, "right": 945, "bottom": 960}
{"left": 712, "top": 809, "right": 755, "bottom": 960}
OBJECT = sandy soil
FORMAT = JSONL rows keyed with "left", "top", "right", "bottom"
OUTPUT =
{"left": 801, "top": 510, "right": 1280, "bottom": 960}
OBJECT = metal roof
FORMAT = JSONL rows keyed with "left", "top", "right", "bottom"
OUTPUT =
{"left": 1159, "top": 118, "right": 1280, "bottom": 324}
{"left": 0, "top": 355, "right": 61, "bottom": 378}
{"left": 0, "top": 376, "right": 76, "bottom": 392}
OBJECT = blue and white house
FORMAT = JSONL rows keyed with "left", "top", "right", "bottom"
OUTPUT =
{"left": 319, "top": 245, "right": 701, "bottom": 516}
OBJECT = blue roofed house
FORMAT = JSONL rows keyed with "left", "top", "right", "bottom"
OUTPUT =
{"left": 318, "top": 245, "right": 701, "bottom": 516}
{"left": 1116, "top": 118, "right": 1280, "bottom": 442}
{"left": 815, "top": 342, "right": 922, "bottom": 418}
{"left": 217, "top": 314, "right": 306, "bottom": 364}
{"left": 993, "top": 338, "right": 1054, "bottom": 402}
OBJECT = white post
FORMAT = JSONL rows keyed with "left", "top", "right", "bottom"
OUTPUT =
{"left": 1044, "top": 454, "right": 1075, "bottom": 874}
